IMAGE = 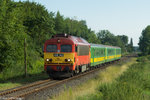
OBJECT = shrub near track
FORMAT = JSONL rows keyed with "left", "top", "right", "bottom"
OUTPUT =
{"left": 85, "top": 56, "right": 150, "bottom": 100}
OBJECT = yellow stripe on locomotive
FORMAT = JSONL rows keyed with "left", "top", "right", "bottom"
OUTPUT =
{"left": 44, "top": 53, "right": 75, "bottom": 65}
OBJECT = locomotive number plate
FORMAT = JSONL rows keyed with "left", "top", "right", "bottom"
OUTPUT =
{"left": 53, "top": 54, "right": 64, "bottom": 57}
{"left": 55, "top": 58, "right": 61, "bottom": 61}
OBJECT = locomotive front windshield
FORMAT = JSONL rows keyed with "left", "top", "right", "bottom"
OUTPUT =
{"left": 46, "top": 45, "right": 57, "bottom": 52}
{"left": 61, "top": 45, "right": 72, "bottom": 52}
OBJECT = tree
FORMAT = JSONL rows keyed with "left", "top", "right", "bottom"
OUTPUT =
{"left": 0, "top": 0, "right": 26, "bottom": 72}
{"left": 118, "top": 35, "right": 128, "bottom": 46}
{"left": 87, "top": 29, "right": 100, "bottom": 44}
{"left": 127, "top": 38, "right": 134, "bottom": 52}
{"left": 139, "top": 25, "right": 150, "bottom": 55}
{"left": 130, "top": 38, "right": 133, "bottom": 47}
{"left": 54, "top": 11, "right": 65, "bottom": 33}
{"left": 97, "top": 30, "right": 114, "bottom": 44}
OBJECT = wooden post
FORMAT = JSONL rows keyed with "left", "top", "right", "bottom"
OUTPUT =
{"left": 24, "top": 38, "right": 27, "bottom": 77}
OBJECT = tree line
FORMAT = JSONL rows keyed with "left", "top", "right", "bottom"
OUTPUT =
{"left": 0, "top": 0, "right": 134, "bottom": 79}
{"left": 139, "top": 25, "right": 150, "bottom": 55}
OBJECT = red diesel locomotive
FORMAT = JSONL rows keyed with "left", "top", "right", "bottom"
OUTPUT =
{"left": 44, "top": 34, "right": 90, "bottom": 78}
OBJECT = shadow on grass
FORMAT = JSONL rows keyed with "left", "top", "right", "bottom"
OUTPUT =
{"left": 0, "top": 72, "right": 49, "bottom": 84}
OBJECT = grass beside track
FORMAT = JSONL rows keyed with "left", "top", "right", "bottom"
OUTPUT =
{"left": 0, "top": 73, "right": 49, "bottom": 91}
{"left": 0, "top": 58, "right": 50, "bottom": 91}
{"left": 51, "top": 58, "right": 136, "bottom": 100}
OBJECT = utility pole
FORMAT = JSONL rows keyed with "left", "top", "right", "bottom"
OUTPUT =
{"left": 24, "top": 38, "right": 27, "bottom": 77}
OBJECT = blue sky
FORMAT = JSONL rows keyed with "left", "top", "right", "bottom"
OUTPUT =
{"left": 15, "top": 0, "right": 150, "bottom": 46}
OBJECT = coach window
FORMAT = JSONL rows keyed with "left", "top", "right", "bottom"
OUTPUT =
{"left": 61, "top": 45, "right": 72, "bottom": 52}
{"left": 46, "top": 45, "right": 57, "bottom": 52}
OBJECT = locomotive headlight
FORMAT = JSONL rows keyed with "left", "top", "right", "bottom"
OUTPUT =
{"left": 68, "top": 59, "right": 71, "bottom": 62}
{"left": 46, "top": 59, "right": 49, "bottom": 62}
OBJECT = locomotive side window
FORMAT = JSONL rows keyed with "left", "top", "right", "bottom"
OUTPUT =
{"left": 61, "top": 45, "right": 72, "bottom": 52}
{"left": 77, "top": 45, "right": 89, "bottom": 56}
{"left": 46, "top": 45, "right": 57, "bottom": 52}
{"left": 75, "top": 46, "right": 77, "bottom": 52}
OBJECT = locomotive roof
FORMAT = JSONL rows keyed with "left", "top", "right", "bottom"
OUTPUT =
{"left": 51, "top": 34, "right": 90, "bottom": 45}
{"left": 90, "top": 43, "right": 121, "bottom": 49}
{"left": 71, "top": 36, "right": 89, "bottom": 44}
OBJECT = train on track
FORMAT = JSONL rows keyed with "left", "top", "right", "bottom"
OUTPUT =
{"left": 44, "top": 34, "right": 121, "bottom": 78}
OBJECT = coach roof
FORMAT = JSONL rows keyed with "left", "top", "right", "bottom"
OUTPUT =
{"left": 90, "top": 43, "right": 121, "bottom": 49}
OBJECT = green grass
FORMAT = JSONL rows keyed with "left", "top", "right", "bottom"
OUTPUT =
{"left": 0, "top": 83, "right": 21, "bottom": 91}
{"left": 0, "top": 72, "right": 49, "bottom": 91}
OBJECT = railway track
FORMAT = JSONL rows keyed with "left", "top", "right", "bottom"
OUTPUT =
{"left": 0, "top": 55, "right": 133, "bottom": 100}
{"left": 0, "top": 79, "right": 57, "bottom": 100}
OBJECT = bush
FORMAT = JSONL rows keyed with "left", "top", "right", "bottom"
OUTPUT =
{"left": 99, "top": 82, "right": 144, "bottom": 100}
{"left": 136, "top": 56, "right": 148, "bottom": 62}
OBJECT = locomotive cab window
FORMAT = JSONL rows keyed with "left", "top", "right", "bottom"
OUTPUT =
{"left": 46, "top": 45, "right": 57, "bottom": 52}
{"left": 75, "top": 46, "right": 77, "bottom": 52}
{"left": 61, "top": 45, "right": 72, "bottom": 52}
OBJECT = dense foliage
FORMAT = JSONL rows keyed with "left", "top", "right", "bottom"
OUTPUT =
{"left": 139, "top": 25, "right": 150, "bottom": 55}
{"left": 0, "top": 0, "right": 132, "bottom": 79}
{"left": 0, "top": 0, "right": 55, "bottom": 79}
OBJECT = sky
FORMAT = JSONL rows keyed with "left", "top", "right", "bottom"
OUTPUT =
{"left": 15, "top": 0, "right": 150, "bottom": 46}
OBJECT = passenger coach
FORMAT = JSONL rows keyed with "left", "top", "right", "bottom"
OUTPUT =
{"left": 90, "top": 44, "right": 121, "bottom": 67}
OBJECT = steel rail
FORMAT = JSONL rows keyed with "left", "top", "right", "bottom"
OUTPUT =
{"left": 0, "top": 79, "right": 50, "bottom": 96}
